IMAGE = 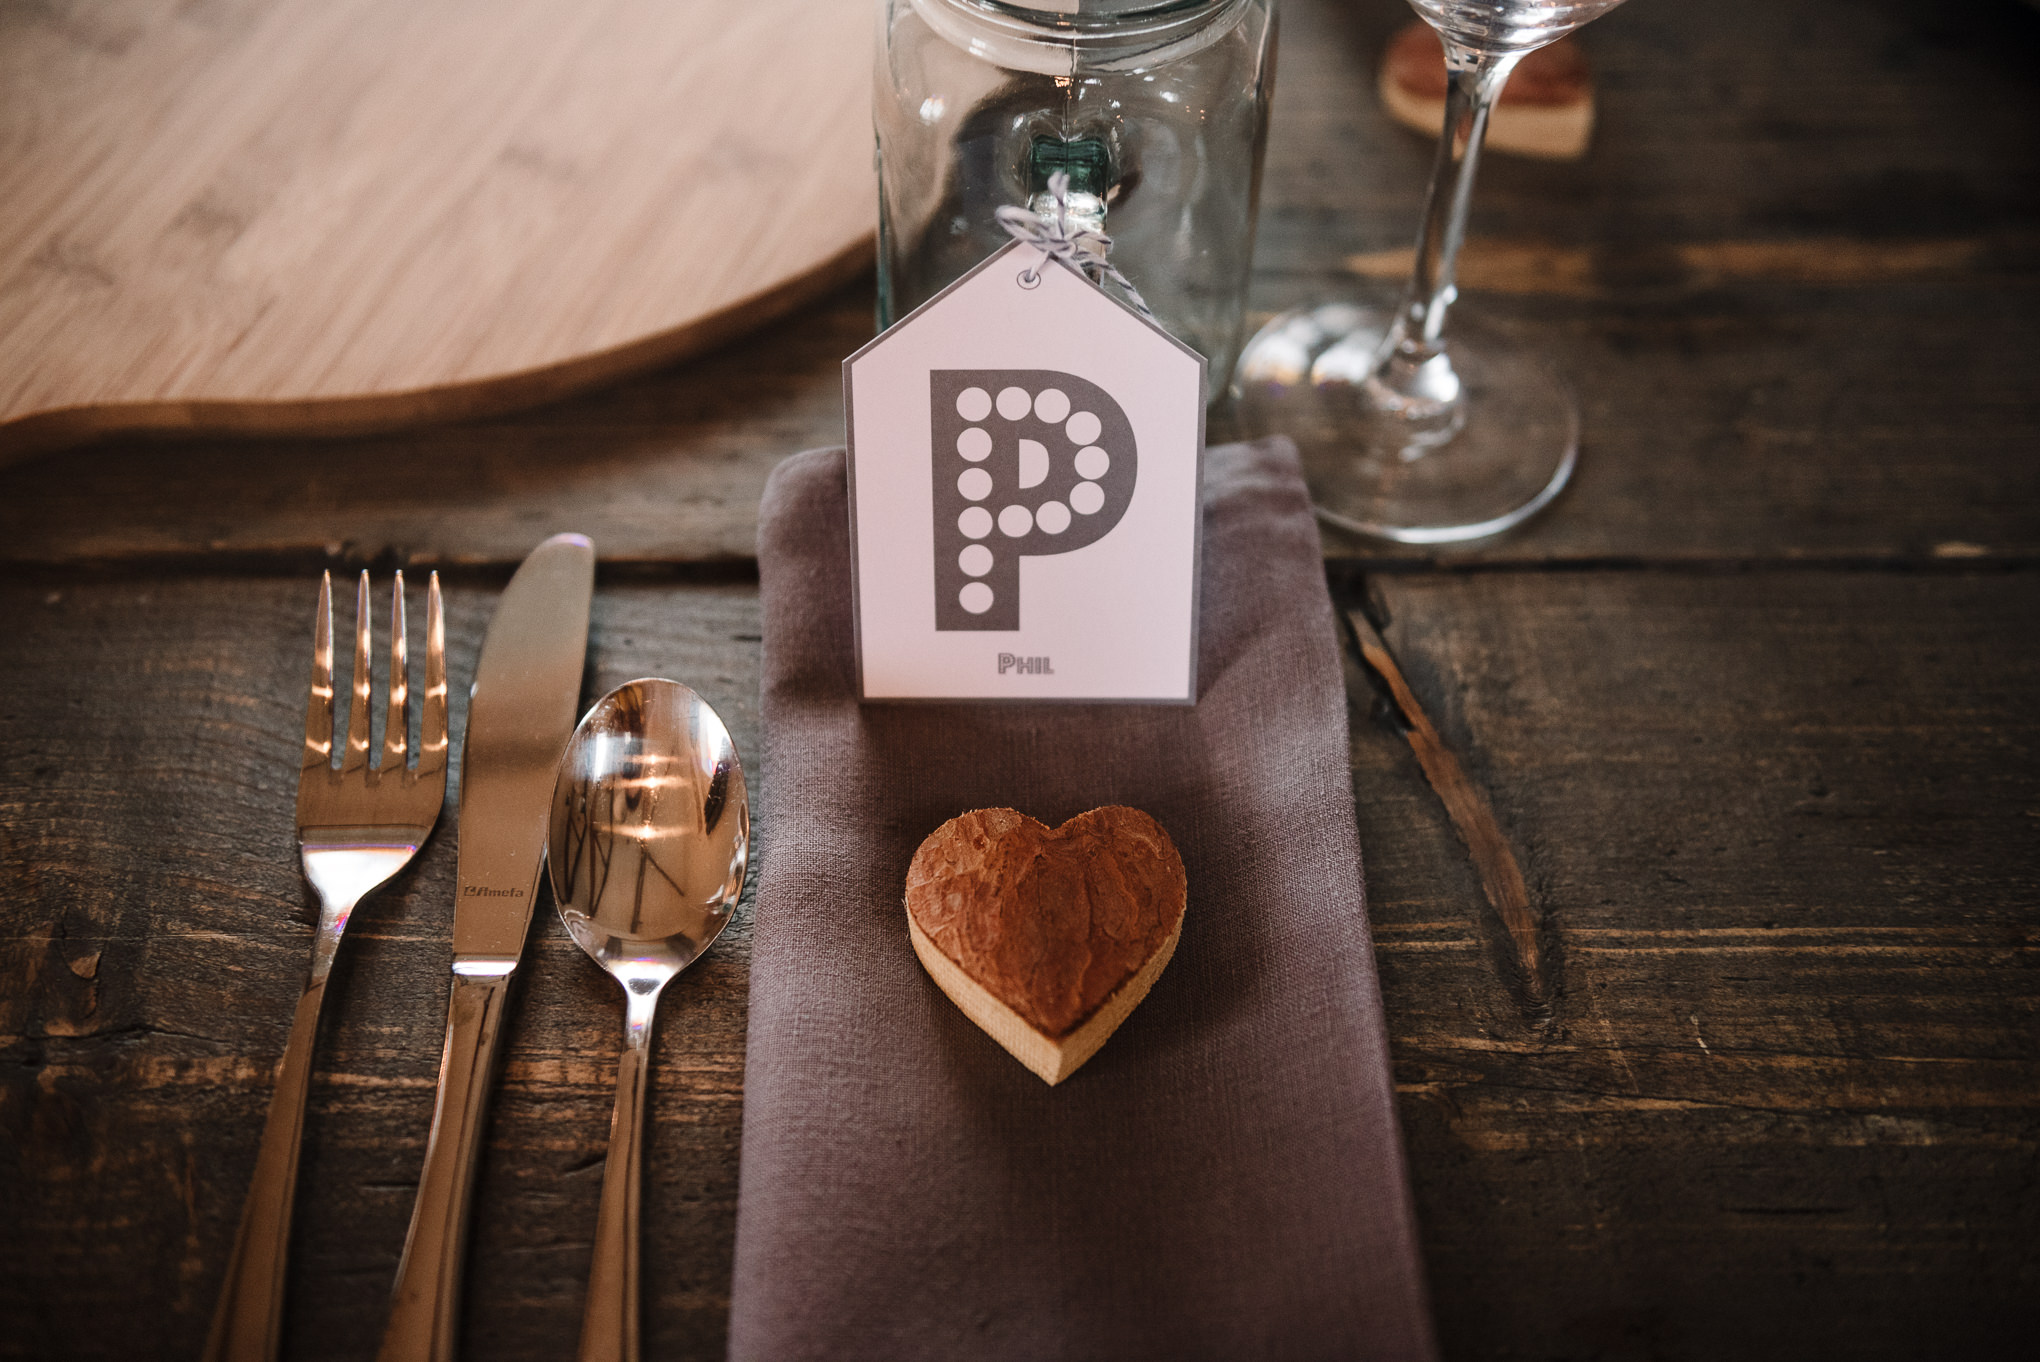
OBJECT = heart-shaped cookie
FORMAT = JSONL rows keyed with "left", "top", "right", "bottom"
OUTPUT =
{"left": 905, "top": 806, "right": 1187, "bottom": 1084}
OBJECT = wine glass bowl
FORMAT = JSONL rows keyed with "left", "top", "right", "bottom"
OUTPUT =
{"left": 1410, "top": 0, "right": 1627, "bottom": 52}
{"left": 1233, "top": 0, "right": 1629, "bottom": 544}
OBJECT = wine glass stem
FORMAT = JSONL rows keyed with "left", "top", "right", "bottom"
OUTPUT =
{"left": 1371, "top": 42, "right": 1523, "bottom": 417}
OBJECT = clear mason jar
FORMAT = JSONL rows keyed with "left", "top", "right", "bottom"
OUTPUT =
{"left": 875, "top": 0, "right": 1278, "bottom": 400}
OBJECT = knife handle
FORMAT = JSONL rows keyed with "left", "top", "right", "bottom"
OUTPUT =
{"left": 377, "top": 966, "right": 515, "bottom": 1362}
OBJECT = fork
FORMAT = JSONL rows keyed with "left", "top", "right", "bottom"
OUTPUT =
{"left": 204, "top": 570, "right": 448, "bottom": 1362}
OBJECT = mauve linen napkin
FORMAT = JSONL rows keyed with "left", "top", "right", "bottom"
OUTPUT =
{"left": 727, "top": 438, "right": 1434, "bottom": 1362}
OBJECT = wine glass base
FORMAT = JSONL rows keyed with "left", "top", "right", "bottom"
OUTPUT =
{"left": 1232, "top": 303, "right": 1579, "bottom": 544}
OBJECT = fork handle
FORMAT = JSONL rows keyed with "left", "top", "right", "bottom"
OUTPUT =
{"left": 203, "top": 978, "right": 329, "bottom": 1362}
{"left": 376, "top": 967, "right": 515, "bottom": 1362}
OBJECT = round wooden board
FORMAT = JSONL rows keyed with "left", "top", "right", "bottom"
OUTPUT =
{"left": 0, "top": 0, "right": 876, "bottom": 460}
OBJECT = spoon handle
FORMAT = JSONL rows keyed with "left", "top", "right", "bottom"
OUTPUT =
{"left": 578, "top": 988, "right": 661, "bottom": 1362}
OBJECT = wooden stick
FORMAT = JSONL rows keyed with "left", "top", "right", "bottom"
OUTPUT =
{"left": 1344, "top": 606, "right": 1550, "bottom": 1011}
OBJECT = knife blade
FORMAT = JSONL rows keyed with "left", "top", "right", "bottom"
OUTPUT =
{"left": 377, "top": 533, "right": 594, "bottom": 1362}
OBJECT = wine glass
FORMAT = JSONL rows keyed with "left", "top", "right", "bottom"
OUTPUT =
{"left": 1233, "top": 0, "right": 1630, "bottom": 543}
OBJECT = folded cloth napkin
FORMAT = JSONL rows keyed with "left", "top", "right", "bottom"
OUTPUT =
{"left": 728, "top": 438, "right": 1435, "bottom": 1361}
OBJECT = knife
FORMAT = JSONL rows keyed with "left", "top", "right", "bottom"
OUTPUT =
{"left": 377, "top": 533, "right": 595, "bottom": 1362}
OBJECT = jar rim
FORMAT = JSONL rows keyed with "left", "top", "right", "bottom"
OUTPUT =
{"left": 908, "top": 0, "right": 1254, "bottom": 73}
{"left": 977, "top": 0, "right": 1220, "bottom": 22}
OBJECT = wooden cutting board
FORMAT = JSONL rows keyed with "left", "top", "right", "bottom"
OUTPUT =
{"left": 0, "top": 0, "right": 876, "bottom": 459}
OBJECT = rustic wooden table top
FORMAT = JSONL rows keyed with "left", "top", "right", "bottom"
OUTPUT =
{"left": 3, "top": 1, "right": 2036, "bottom": 1358}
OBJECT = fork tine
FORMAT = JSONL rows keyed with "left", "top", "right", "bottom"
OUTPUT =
{"left": 382, "top": 571, "right": 410, "bottom": 773}
{"left": 303, "top": 571, "right": 335, "bottom": 771}
{"left": 420, "top": 571, "right": 448, "bottom": 776}
{"left": 342, "top": 571, "right": 373, "bottom": 774}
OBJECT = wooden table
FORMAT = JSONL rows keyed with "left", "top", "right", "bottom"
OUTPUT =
{"left": 3, "top": 1, "right": 2035, "bottom": 1357}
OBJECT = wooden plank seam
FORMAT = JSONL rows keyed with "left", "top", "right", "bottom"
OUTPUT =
{"left": 1341, "top": 601, "right": 1553, "bottom": 1020}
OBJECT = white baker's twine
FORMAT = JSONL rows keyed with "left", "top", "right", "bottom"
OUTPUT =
{"left": 996, "top": 170, "right": 1157, "bottom": 321}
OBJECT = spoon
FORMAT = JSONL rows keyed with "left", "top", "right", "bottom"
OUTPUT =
{"left": 548, "top": 678, "right": 749, "bottom": 1362}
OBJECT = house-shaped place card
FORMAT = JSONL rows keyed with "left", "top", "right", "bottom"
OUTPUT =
{"left": 845, "top": 240, "right": 1206, "bottom": 702}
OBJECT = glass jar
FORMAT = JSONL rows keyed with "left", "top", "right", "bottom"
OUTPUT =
{"left": 875, "top": 0, "right": 1277, "bottom": 400}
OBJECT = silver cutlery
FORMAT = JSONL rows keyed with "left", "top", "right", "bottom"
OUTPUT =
{"left": 548, "top": 679, "right": 749, "bottom": 1362}
{"left": 378, "top": 533, "right": 595, "bottom": 1362}
{"left": 206, "top": 570, "right": 448, "bottom": 1362}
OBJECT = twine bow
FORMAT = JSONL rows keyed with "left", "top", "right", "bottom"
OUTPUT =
{"left": 996, "top": 170, "right": 1157, "bottom": 321}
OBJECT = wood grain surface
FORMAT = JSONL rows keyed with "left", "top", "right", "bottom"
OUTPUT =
{"left": 0, "top": 0, "right": 874, "bottom": 456}
{"left": 1356, "top": 571, "right": 2040, "bottom": 1360}
{"left": 2, "top": 0, "right": 2037, "bottom": 1358}
{"left": 2, "top": 570, "right": 2033, "bottom": 1360}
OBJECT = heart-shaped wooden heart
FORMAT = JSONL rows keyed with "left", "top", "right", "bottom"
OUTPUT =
{"left": 905, "top": 806, "right": 1187, "bottom": 1085}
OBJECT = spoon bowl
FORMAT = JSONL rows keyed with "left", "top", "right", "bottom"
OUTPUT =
{"left": 548, "top": 677, "right": 748, "bottom": 1362}
{"left": 551, "top": 677, "right": 747, "bottom": 981}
